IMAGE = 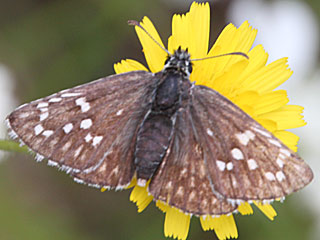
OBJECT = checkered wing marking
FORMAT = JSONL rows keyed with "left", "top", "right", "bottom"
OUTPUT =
{"left": 149, "top": 107, "right": 238, "bottom": 216}
{"left": 191, "top": 85, "right": 313, "bottom": 201}
{"left": 7, "top": 71, "right": 156, "bottom": 188}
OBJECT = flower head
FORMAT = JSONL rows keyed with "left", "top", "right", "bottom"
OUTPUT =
{"left": 114, "top": 2, "right": 306, "bottom": 240}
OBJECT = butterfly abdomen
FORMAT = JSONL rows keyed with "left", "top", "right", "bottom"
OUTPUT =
{"left": 134, "top": 113, "right": 172, "bottom": 180}
{"left": 134, "top": 71, "right": 185, "bottom": 184}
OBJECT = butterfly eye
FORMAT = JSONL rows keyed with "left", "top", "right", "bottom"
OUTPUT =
{"left": 188, "top": 64, "right": 193, "bottom": 74}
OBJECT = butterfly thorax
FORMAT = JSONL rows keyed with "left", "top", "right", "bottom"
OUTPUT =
{"left": 134, "top": 49, "right": 192, "bottom": 186}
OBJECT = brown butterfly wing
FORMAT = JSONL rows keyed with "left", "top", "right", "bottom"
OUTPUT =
{"left": 149, "top": 106, "right": 238, "bottom": 215}
{"left": 7, "top": 71, "right": 157, "bottom": 189}
{"left": 190, "top": 85, "right": 313, "bottom": 202}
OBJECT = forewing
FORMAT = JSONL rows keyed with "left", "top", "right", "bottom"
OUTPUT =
{"left": 7, "top": 71, "right": 157, "bottom": 189}
{"left": 149, "top": 107, "right": 237, "bottom": 216}
{"left": 191, "top": 85, "right": 313, "bottom": 201}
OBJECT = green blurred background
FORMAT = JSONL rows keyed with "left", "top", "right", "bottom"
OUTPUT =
{"left": 0, "top": 0, "right": 319, "bottom": 239}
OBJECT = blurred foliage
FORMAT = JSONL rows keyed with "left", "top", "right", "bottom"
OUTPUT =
{"left": 0, "top": 0, "right": 317, "bottom": 239}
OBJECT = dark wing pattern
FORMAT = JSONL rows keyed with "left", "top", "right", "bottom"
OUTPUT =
{"left": 148, "top": 106, "right": 238, "bottom": 216}
{"left": 191, "top": 85, "right": 313, "bottom": 202}
{"left": 7, "top": 71, "right": 156, "bottom": 189}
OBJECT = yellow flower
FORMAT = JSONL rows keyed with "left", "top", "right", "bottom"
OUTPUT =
{"left": 113, "top": 2, "right": 305, "bottom": 240}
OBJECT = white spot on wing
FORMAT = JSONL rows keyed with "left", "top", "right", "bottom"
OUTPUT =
{"left": 34, "top": 124, "right": 44, "bottom": 135}
{"left": 231, "top": 148, "right": 244, "bottom": 160}
{"left": 61, "top": 92, "right": 81, "bottom": 97}
{"left": 247, "top": 159, "right": 258, "bottom": 170}
{"left": 276, "top": 171, "right": 286, "bottom": 182}
{"left": 235, "top": 132, "right": 250, "bottom": 146}
{"left": 63, "top": 123, "right": 73, "bottom": 134}
{"left": 252, "top": 126, "right": 272, "bottom": 138}
{"left": 80, "top": 119, "right": 92, "bottom": 129}
{"left": 265, "top": 172, "right": 276, "bottom": 181}
{"left": 40, "top": 107, "right": 48, "bottom": 112}
{"left": 74, "top": 145, "right": 83, "bottom": 158}
{"left": 268, "top": 139, "right": 282, "bottom": 147}
{"left": 75, "top": 97, "right": 90, "bottom": 112}
{"left": 62, "top": 141, "right": 72, "bottom": 152}
{"left": 92, "top": 136, "right": 103, "bottom": 146}
{"left": 280, "top": 148, "right": 291, "bottom": 157}
{"left": 276, "top": 157, "right": 284, "bottom": 168}
{"left": 85, "top": 133, "right": 93, "bottom": 142}
{"left": 75, "top": 97, "right": 85, "bottom": 105}
{"left": 42, "top": 130, "right": 53, "bottom": 137}
{"left": 226, "top": 162, "right": 233, "bottom": 171}
{"left": 37, "top": 102, "right": 48, "bottom": 108}
{"left": 206, "top": 128, "right": 213, "bottom": 136}
{"left": 116, "top": 109, "right": 123, "bottom": 116}
{"left": 216, "top": 160, "right": 226, "bottom": 171}
{"left": 40, "top": 112, "right": 49, "bottom": 121}
{"left": 49, "top": 97, "right": 62, "bottom": 102}
{"left": 19, "top": 112, "right": 30, "bottom": 118}
{"left": 176, "top": 186, "right": 184, "bottom": 196}
{"left": 245, "top": 130, "right": 255, "bottom": 140}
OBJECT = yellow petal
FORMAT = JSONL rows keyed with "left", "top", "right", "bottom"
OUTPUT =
{"left": 238, "top": 202, "right": 253, "bottom": 215}
{"left": 164, "top": 206, "right": 191, "bottom": 240}
{"left": 258, "top": 105, "right": 306, "bottom": 130}
{"left": 239, "top": 44, "right": 269, "bottom": 81}
{"left": 200, "top": 215, "right": 238, "bottom": 240}
{"left": 168, "top": 2, "right": 210, "bottom": 58}
{"left": 233, "top": 91, "right": 259, "bottom": 106}
{"left": 204, "top": 60, "right": 249, "bottom": 97}
{"left": 135, "top": 16, "right": 167, "bottom": 72}
{"left": 273, "top": 130, "right": 299, "bottom": 152}
{"left": 232, "top": 90, "right": 259, "bottom": 116}
{"left": 199, "top": 215, "right": 212, "bottom": 231}
{"left": 114, "top": 59, "right": 148, "bottom": 74}
{"left": 129, "top": 184, "right": 153, "bottom": 213}
{"left": 254, "top": 90, "right": 289, "bottom": 115}
{"left": 125, "top": 176, "right": 137, "bottom": 189}
{"left": 254, "top": 201, "right": 277, "bottom": 221}
{"left": 239, "top": 58, "right": 293, "bottom": 94}
{"left": 168, "top": 14, "right": 186, "bottom": 53}
{"left": 203, "top": 21, "right": 257, "bottom": 81}
{"left": 156, "top": 200, "right": 170, "bottom": 213}
{"left": 255, "top": 118, "right": 278, "bottom": 132}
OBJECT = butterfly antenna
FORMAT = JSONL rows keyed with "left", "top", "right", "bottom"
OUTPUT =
{"left": 128, "top": 20, "right": 171, "bottom": 55}
{"left": 191, "top": 52, "right": 249, "bottom": 61}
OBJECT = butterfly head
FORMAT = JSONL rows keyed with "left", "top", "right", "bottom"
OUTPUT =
{"left": 164, "top": 46, "right": 192, "bottom": 76}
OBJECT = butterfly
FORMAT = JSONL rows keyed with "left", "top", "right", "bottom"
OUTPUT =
{"left": 6, "top": 20, "right": 313, "bottom": 217}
